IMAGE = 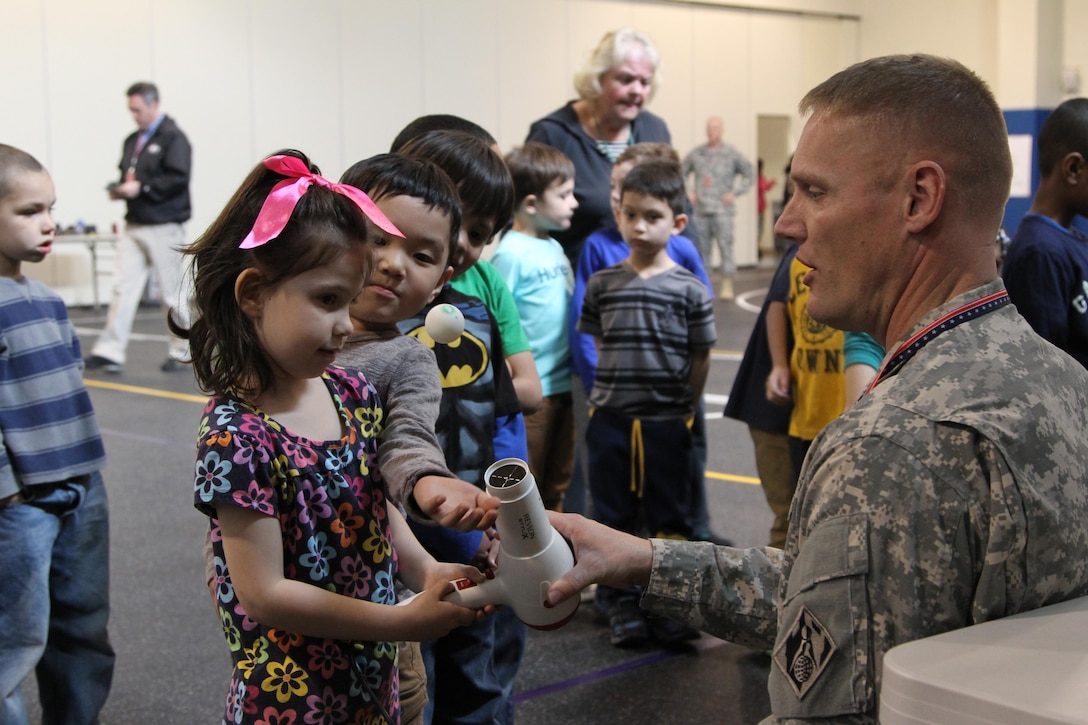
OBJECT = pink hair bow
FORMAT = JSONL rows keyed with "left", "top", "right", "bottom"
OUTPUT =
{"left": 240, "top": 154, "right": 402, "bottom": 249}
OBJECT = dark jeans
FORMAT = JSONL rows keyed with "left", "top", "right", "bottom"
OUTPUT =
{"left": 687, "top": 398, "right": 712, "bottom": 535}
{"left": 586, "top": 408, "right": 693, "bottom": 539}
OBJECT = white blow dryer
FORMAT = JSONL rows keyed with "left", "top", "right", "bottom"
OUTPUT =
{"left": 443, "top": 458, "right": 579, "bottom": 630}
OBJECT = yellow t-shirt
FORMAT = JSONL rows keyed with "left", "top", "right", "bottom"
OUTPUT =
{"left": 787, "top": 257, "right": 845, "bottom": 440}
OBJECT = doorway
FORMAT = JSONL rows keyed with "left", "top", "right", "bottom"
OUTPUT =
{"left": 757, "top": 114, "right": 792, "bottom": 262}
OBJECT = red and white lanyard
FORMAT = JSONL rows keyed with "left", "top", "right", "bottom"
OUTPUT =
{"left": 864, "top": 290, "right": 1010, "bottom": 396}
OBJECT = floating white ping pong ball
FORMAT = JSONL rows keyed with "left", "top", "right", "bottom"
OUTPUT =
{"left": 425, "top": 303, "right": 465, "bottom": 344}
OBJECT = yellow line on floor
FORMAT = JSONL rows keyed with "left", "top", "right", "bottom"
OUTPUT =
{"left": 84, "top": 378, "right": 208, "bottom": 404}
{"left": 707, "top": 471, "right": 761, "bottom": 486}
{"left": 82, "top": 379, "right": 764, "bottom": 486}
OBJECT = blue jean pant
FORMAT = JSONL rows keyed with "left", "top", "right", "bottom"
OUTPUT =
{"left": 0, "top": 473, "right": 114, "bottom": 725}
{"left": 421, "top": 606, "right": 525, "bottom": 725}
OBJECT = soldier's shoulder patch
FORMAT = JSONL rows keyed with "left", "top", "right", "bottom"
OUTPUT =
{"left": 773, "top": 604, "right": 838, "bottom": 700}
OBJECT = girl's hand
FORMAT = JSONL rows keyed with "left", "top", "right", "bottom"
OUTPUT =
{"left": 399, "top": 565, "right": 492, "bottom": 640}
{"left": 425, "top": 561, "right": 487, "bottom": 593}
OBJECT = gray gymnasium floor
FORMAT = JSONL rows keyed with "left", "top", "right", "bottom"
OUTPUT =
{"left": 25, "top": 264, "right": 780, "bottom": 724}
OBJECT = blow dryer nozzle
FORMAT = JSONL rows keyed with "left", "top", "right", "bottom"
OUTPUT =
{"left": 443, "top": 458, "right": 579, "bottom": 629}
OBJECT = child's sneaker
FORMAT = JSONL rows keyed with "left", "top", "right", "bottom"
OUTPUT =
{"left": 646, "top": 613, "right": 701, "bottom": 645}
{"left": 608, "top": 596, "right": 649, "bottom": 648}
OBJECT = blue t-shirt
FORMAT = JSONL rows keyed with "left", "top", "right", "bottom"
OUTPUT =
{"left": 1004, "top": 213, "right": 1088, "bottom": 370}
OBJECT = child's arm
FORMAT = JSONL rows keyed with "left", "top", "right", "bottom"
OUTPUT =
{"left": 689, "top": 347, "right": 712, "bottom": 404}
{"left": 843, "top": 331, "right": 883, "bottom": 408}
{"left": 338, "top": 341, "right": 499, "bottom": 532}
{"left": 218, "top": 505, "right": 484, "bottom": 643}
{"left": 765, "top": 300, "right": 792, "bottom": 406}
{"left": 506, "top": 351, "right": 542, "bottom": 414}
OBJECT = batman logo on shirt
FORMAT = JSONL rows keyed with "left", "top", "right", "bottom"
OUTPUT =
{"left": 403, "top": 325, "right": 490, "bottom": 389}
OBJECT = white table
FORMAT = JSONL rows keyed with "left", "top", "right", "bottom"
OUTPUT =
{"left": 53, "top": 233, "right": 119, "bottom": 308}
{"left": 881, "top": 595, "right": 1088, "bottom": 724}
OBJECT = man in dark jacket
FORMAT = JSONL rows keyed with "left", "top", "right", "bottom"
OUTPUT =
{"left": 86, "top": 81, "right": 191, "bottom": 373}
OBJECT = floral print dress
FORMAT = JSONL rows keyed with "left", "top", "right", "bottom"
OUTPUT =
{"left": 194, "top": 368, "right": 400, "bottom": 725}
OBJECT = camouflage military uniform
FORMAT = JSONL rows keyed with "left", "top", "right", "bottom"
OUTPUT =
{"left": 642, "top": 280, "right": 1088, "bottom": 723}
{"left": 681, "top": 142, "right": 753, "bottom": 274}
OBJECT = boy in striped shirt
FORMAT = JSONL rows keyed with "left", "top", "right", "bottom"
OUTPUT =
{"left": 0, "top": 145, "right": 113, "bottom": 724}
{"left": 578, "top": 159, "right": 716, "bottom": 647}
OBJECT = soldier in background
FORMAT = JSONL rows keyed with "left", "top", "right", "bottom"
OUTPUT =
{"left": 682, "top": 116, "right": 753, "bottom": 299}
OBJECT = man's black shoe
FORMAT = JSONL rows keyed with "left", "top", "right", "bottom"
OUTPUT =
{"left": 84, "top": 355, "right": 122, "bottom": 374}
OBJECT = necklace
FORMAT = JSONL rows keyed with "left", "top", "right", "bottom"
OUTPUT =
{"left": 591, "top": 113, "right": 633, "bottom": 162}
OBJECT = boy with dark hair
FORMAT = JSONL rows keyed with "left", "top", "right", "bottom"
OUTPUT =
{"left": 1003, "top": 97, "right": 1088, "bottom": 369}
{"left": 390, "top": 114, "right": 497, "bottom": 152}
{"left": 394, "top": 131, "right": 527, "bottom": 725}
{"left": 492, "top": 143, "right": 578, "bottom": 511}
{"left": 395, "top": 123, "right": 542, "bottom": 416}
{"left": 569, "top": 142, "right": 721, "bottom": 540}
{"left": 0, "top": 145, "right": 114, "bottom": 724}
{"left": 578, "top": 159, "right": 716, "bottom": 647}
{"left": 337, "top": 153, "right": 501, "bottom": 725}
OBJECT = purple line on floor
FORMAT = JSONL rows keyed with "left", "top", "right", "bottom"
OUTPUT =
{"left": 513, "top": 651, "right": 677, "bottom": 703}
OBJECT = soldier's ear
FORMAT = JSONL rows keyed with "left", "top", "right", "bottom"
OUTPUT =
{"left": 904, "top": 161, "right": 945, "bottom": 234}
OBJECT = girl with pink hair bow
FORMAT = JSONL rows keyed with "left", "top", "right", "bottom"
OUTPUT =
{"left": 178, "top": 150, "right": 490, "bottom": 724}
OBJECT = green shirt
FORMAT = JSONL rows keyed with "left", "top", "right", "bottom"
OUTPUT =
{"left": 451, "top": 260, "right": 531, "bottom": 357}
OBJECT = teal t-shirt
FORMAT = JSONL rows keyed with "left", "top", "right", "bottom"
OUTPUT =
{"left": 490, "top": 230, "right": 573, "bottom": 396}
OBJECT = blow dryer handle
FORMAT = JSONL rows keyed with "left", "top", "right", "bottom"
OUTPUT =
{"left": 444, "top": 575, "right": 503, "bottom": 609}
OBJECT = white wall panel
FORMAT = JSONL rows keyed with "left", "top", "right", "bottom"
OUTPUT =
{"left": 0, "top": 2, "right": 50, "bottom": 166}
{"left": 685, "top": 7, "right": 759, "bottom": 267}
{"left": 248, "top": 2, "right": 342, "bottom": 176}
{"left": 495, "top": 0, "right": 571, "bottom": 152}
{"left": 859, "top": 0, "right": 998, "bottom": 89}
{"left": 153, "top": 0, "right": 254, "bottom": 231}
{"left": 750, "top": 12, "right": 804, "bottom": 120}
{"left": 419, "top": 0, "right": 503, "bottom": 149}
{"left": 44, "top": 0, "right": 152, "bottom": 235}
{"left": 800, "top": 14, "right": 858, "bottom": 110}
{"left": 1062, "top": 0, "right": 1088, "bottom": 101}
{"left": 339, "top": 0, "right": 425, "bottom": 170}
